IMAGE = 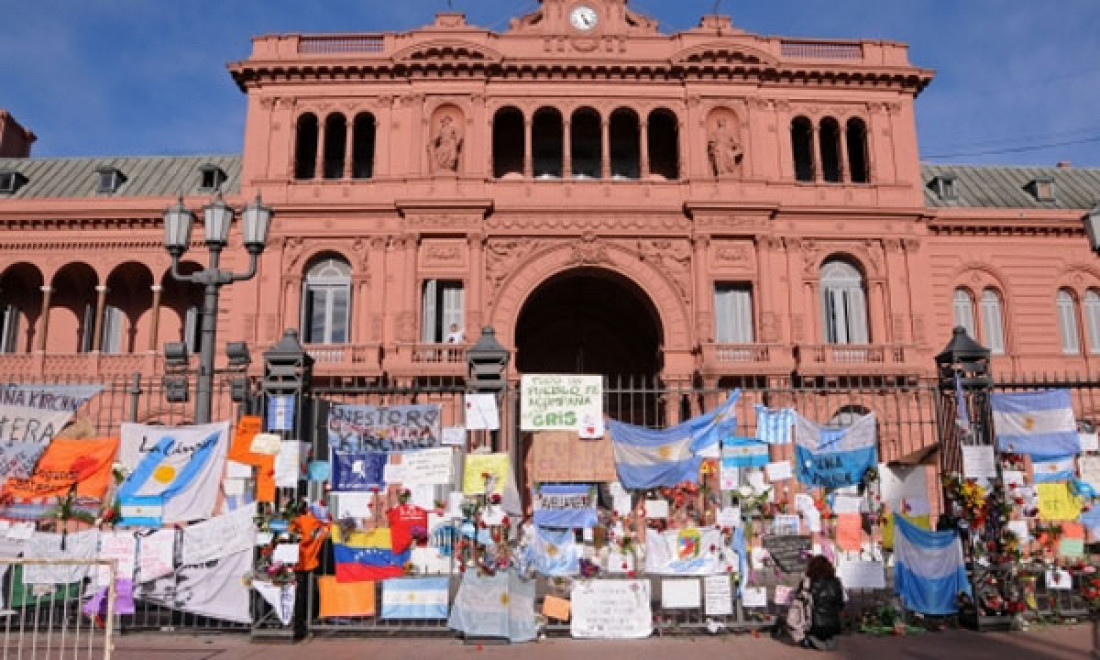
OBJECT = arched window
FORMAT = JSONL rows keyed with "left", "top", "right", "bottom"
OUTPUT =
{"left": 302, "top": 257, "right": 352, "bottom": 345}
{"left": 532, "top": 107, "right": 563, "bottom": 179}
{"left": 980, "top": 289, "right": 1006, "bottom": 355}
{"left": 323, "top": 114, "right": 347, "bottom": 179}
{"left": 492, "top": 108, "right": 524, "bottom": 178}
{"left": 609, "top": 108, "right": 640, "bottom": 179}
{"left": 1085, "top": 290, "right": 1100, "bottom": 354}
{"left": 571, "top": 108, "right": 601, "bottom": 179}
{"left": 953, "top": 288, "right": 977, "bottom": 339}
{"left": 828, "top": 404, "right": 871, "bottom": 427}
{"left": 1057, "top": 289, "right": 1081, "bottom": 354}
{"left": 352, "top": 112, "right": 376, "bottom": 179}
{"left": 821, "top": 259, "right": 868, "bottom": 344}
{"left": 647, "top": 109, "right": 679, "bottom": 180}
{"left": 846, "top": 118, "right": 869, "bottom": 183}
{"left": 819, "top": 117, "right": 842, "bottom": 183}
{"left": 791, "top": 116, "right": 814, "bottom": 182}
{"left": 294, "top": 113, "right": 319, "bottom": 180}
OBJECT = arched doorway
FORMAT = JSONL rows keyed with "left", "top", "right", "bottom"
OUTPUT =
{"left": 515, "top": 267, "right": 662, "bottom": 380}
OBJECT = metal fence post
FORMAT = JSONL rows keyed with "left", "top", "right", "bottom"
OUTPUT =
{"left": 128, "top": 372, "right": 143, "bottom": 423}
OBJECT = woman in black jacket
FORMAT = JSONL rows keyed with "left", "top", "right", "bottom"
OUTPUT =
{"left": 781, "top": 554, "right": 846, "bottom": 649}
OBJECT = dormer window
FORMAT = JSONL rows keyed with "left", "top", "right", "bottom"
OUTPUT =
{"left": 928, "top": 174, "right": 958, "bottom": 201}
{"left": 1026, "top": 177, "right": 1056, "bottom": 203}
{"left": 199, "top": 165, "right": 227, "bottom": 192}
{"left": 95, "top": 167, "right": 125, "bottom": 194}
{"left": 0, "top": 171, "right": 25, "bottom": 194}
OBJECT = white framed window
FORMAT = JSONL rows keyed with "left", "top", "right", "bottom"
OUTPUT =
{"left": 980, "top": 288, "right": 1006, "bottom": 355}
{"left": 301, "top": 257, "right": 352, "bottom": 344}
{"left": 422, "top": 280, "right": 464, "bottom": 344}
{"left": 1085, "top": 290, "right": 1100, "bottom": 355}
{"left": 714, "top": 284, "right": 754, "bottom": 343}
{"left": 101, "top": 305, "right": 124, "bottom": 354}
{"left": 0, "top": 304, "right": 20, "bottom": 353}
{"left": 1057, "top": 289, "right": 1080, "bottom": 355}
{"left": 821, "top": 259, "right": 868, "bottom": 345}
{"left": 953, "top": 288, "right": 976, "bottom": 339}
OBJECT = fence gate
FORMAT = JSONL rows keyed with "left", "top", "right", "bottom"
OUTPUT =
{"left": 0, "top": 558, "right": 116, "bottom": 660}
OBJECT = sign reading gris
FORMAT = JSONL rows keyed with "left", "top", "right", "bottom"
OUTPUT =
{"left": 328, "top": 404, "right": 442, "bottom": 453}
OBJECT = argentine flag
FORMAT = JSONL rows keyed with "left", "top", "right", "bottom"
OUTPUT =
{"left": 992, "top": 390, "right": 1079, "bottom": 459}
{"left": 609, "top": 392, "right": 738, "bottom": 489}
{"left": 793, "top": 413, "right": 878, "bottom": 489}
{"left": 893, "top": 513, "right": 970, "bottom": 615}
{"left": 448, "top": 571, "right": 537, "bottom": 643}
{"left": 1033, "top": 456, "right": 1077, "bottom": 484}
{"left": 381, "top": 577, "right": 450, "bottom": 619}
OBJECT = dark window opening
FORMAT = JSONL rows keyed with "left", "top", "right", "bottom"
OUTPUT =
{"left": 532, "top": 108, "right": 563, "bottom": 178}
{"left": 0, "top": 172, "right": 17, "bottom": 193}
{"left": 846, "top": 118, "right": 869, "bottom": 183}
{"left": 96, "top": 167, "right": 124, "bottom": 194}
{"left": 647, "top": 109, "right": 679, "bottom": 180}
{"left": 323, "top": 114, "right": 347, "bottom": 180}
{"left": 492, "top": 107, "right": 524, "bottom": 178}
{"left": 352, "top": 113, "right": 376, "bottom": 179}
{"left": 609, "top": 109, "right": 640, "bottom": 180}
{"left": 199, "top": 165, "right": 227, "bottom": 192}
{"left": 819, "top": 117, "right": 842, "bottom": 183}
{"left": 571, "top": 108, "right": 601, "bottom": 179}
{"left": 294, "top": 114, "right": 319, "bottom": 180}
{"left": 791, "top": 116, "right": 814, "bottom": 182}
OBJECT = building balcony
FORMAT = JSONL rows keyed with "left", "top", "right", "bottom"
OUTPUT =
{"left": 794, "top": 343, "right": 923, "bottom": 376}
{"left": 700, "top": 343, "right": 794, "bottom": 376}
{"left": 385, "top": 342, "right": 468, "bottom": 378}
{"left": 0, "top": 352, "right": 164, "bottom": 380}
{"left": 304, "top": 343, "right": 383, "bottom": 376}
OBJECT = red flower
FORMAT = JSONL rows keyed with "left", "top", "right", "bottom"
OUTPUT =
{"left": 627, "top": 570, "right": 637, "bottom": 578}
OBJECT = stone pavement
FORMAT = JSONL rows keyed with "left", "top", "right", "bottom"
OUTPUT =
{"left": 113, "top": 624, "right": 1095, "bottom": 660}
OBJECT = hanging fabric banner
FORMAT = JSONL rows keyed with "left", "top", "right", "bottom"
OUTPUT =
{"left": 644, "top": 527, "right": 732, "bottom": 576}
{"left": 118, "top": 422, "right": 229, "bottom": 526}
{"left": 1, "top": 436, "right": 118, "bottom": 519}
{"left": 331, "top": 452, "right": 387, "bottom": 491}
{"left": 755, "top": 405, "right": 795, "bottom": 444}
{"left": 181, "top": 503, "right": 257, "bottom": 565}
{"left": 794, "top": 413, "right": 878, "bottom": 489}
{"left": 520, "top": 374, "right": 604, "bottom": 436}
{"left": 138, "top": 549, "right": 252, "bottom": 624}
{"left": 523, "top": 527, "right": 580, "bottom": 577}
{"left": 533, "top": 484, "right": 597, "bottom": 529}
{"left": 991, "top": 390, "right": 1079, "bottom": 459}
{"left": 0, "top": 384, "right": 103, "bottom": 484}
{"left": 327, "top": 404, "right": 442, "bottom": 453}
{"left": 892, "top": 513, "right": 970, "bottom": 615}
{"left": 331, "top": 525, "right": 411, "bottom": 582}
{"left": 1033, "top": 455, "right": 1077, "bottom": 484}
{"left": 381, "top": 577, "right": 450, "bottom": 619}
{"left": 449, "top": 571, "right": 537, "bottom": 643}
{"left": 254, "top": 581, "right": 296, "bottom": 626}
{"left": 721, "top": 439, "right": 770, "bottom": 469}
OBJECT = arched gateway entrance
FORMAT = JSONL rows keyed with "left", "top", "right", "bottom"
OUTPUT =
{"left": 515, "top": 268, "right": 662, "bottom": 379}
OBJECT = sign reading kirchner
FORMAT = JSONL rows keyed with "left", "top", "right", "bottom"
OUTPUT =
{"left": 327, "top": 404, "right": 443, "bottom": 453}
{"left": 520, "top": 374, "right": 603, "bottom": 437}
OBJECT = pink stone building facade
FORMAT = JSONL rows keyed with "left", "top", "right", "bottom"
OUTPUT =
{"left": 0, "top": 0, "right": 1098, "bottom": 427}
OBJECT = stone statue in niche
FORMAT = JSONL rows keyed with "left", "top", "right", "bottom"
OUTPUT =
{"left": 707, "top": 117, "right": 743, "bottom": 177}
{"left": 430, "top": 115, "right": 463, "bottom": 173}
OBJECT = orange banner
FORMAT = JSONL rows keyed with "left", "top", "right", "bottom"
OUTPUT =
{"left": 3, "top": 436, "right": 118, "bottom": 501}
{"left": 318, "top": 577, "right": 376, "bottom": 618}
{"left": 836, "top": 513, "right": 863, "bottom": 552}
{"left": 227, "top": 415, "right": 275, "bottom": 502}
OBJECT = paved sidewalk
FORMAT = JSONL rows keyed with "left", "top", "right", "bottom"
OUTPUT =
{"left": 113, "top": 624, "right": 1095, "bottom": 660}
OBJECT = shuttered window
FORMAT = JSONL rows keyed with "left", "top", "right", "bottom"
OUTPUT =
{"left": 714, "top": 284, "right": 754, "bottom": 343}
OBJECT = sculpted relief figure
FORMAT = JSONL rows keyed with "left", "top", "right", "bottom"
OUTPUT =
{"left": 430, "top": 115, "right": 463, "bottom": 173}
{"left": 707, "top": 118, "right": 743, "bottom": 177}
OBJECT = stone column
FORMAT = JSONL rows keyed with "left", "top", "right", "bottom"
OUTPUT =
{"left": 639, "top": 121, "right": 650, "bottom": 179}
{"left": 315, "top": 120, "right": 326, "bottom": 178}
{"left": 563, "top": 119, "right": 573, "bottom": 179}
{"left": 811, "top": 123, "right": 823, "bottom": 182}
{"left": 343, "top": 118, "right": 355, "bottom": 179}
{"left": 692, "top": 234, "right": 710, "bottom": 345}
{"left": 35, "top": 285, "right": 52, "bottom": 352}
{"left": 523, "top": 117, "right": 533, "bottom": 178}
{"left": 468, "top": 233, "right": 485, "bottom": 334}
{"left": 148, "top": 284, "right": 162, "bottom": 351}
{"left": 838, "top": 126, "right": 850, "bottom": 183}
{"left": 755, "top": 236, "right": 773, "bottom": 342}
{"left": 600, "top": 118, "right": 610, "bottom": 179}
{"left": 404, "top": 234, "right": 419, "bottom": 343}
{"left": 91, "top": 285, "right": 108, "bottom": 352}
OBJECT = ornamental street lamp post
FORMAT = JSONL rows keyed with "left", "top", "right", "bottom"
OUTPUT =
{"left": 162, "top": 193, "right": 272, "bottom": 424}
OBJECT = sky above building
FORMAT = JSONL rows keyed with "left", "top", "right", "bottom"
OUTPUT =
{"left": 2, "top": 0, "right": 1098, "bottom": 167}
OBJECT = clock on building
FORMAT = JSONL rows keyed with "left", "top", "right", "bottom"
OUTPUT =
{"left": 570, "top": 5, "right": 599, "bottom": 32}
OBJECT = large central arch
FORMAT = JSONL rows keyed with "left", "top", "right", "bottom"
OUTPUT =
{"left": 515, "top": 267, "right": 662, "bottom": 378}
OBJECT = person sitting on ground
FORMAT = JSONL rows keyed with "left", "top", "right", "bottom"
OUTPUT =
{"left": 779, "top": 554, "right": 846, "bottom": 650}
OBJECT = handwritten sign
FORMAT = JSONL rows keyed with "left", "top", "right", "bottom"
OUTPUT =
{"left": 1079, "top": 456, "right": 1100, "bottom": 491}
{"left": 741, "top": 586, "right": 767, "bottom": 609}
{"left": 765, "top": 461, "right": 792, "bottom": 482}
{"left": 529, "top": 430, "right": 616, "bottom": 482}
{"left": 1038, "top": 483, "right": 1082, "bottom": 521}
{"left": 521, "top": 374, "right": 603, "bottom": 436}
{"left": 396, "top": 448, "right": 454, "bottom": 485}
{"left": 761, "top": 535, "right": 812, "bottom": 574}
{"left": 464, "top": 394, "right": 500, "bottom": 431}
{"left": 837, "top": 559, "right": 886, "bottom": 589}
{"left": 962, "top": 445, "right": 997, "bottom": 480}
{"left": 661, "top": 579, "right": 701, "bottom": 609}
{"left": 462, "top": 453, "right": 510, "bottom": 495}
{"left": 704, "top": 575, "right": 733, "bottom": 616}
{"left": 571, "top": 579, "right": 652, "bottom": 639}
{"left": 327, "top": 404, "right": 442, "bottom": 453}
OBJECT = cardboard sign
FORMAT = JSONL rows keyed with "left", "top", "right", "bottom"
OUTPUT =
{"left": 1038, "top": 483, "right": 1082, "bottom": 521}
{"left": 661, "top": 579, "right": 701, "bottom": 609}
{"left": 529, "top": 430, "right": 616, "bottom": 483}
{"left": 570, "top": 579, "right": 652, "bottom": 639}
{"left": 521, "top": 374, "right": 603, "bottom": 436}
{"left": 761, "top": 535, "right": 812, "bottom": 574}
{"left": 542, "top": 595, "right": 571, "bottom": 621}
{"left": 462, "top": 453, "right": 510, "bottom": 495}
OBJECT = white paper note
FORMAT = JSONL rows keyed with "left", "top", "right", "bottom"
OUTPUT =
{"left": 272, "top": 543, "right": 300, "bottom": 566}
{"left": 717, "top": 506, "right": 742, "bottom": 528}
{"left": 765, "top": 461, "right": 792, "bottom": 482}
{"left": 274, "top": 440, "right": 303, "bottom": 488}
{"left": 661, "top": 579, "right": 701, "bottom": 609}
{"left": 704, "top": 575, "right": 733, "bottom": 615}
{"left": 644, "top": 499, "right": 669, "bottom": 519}
{"left": 962, "top": 445, "right": 997, "bottom": 480}
{"left": 741, "top": 586, "right": 767, "bottom": 608}
{"left": 335, "top": 492, "right": 374, "bottom": 520}
{"left": 250, "top": 433, "right": 282, "bottom": 455}
{"left": 442, "top": 426, "right": 466, "bottom": 447}
{"left": 465, "top": 394, "right": 501, "bottom": 431}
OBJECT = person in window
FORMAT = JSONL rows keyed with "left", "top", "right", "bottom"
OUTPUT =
{"left": 445, "top": 323, "right": 465, "bottom": 344}
{"left": 778, "top": 554, "right": 846, "bottom": 649}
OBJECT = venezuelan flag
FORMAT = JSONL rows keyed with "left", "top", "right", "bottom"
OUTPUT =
{"left": 331, "top": 525, "right": 411, "bottom": 582}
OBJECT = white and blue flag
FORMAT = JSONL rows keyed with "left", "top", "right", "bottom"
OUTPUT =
{"left": 524, "top": 527, "right": 580, "bottom": 577}
{"left": 721, "top": 439, "right": 770, "bottom": 469}
{"left": 448, "top": 571, "right": 537, "bottom": 643}
{"left": 754, "top": 405, "right": 794, "bottom": 444}
{"left": 1032, "top": 456, "right": 1077, "bottom": 484}
{"left": 609, "top": 391, "right": 738, "bottom": 489}
{"left": 381, "top": 577, "right": 450, "bottom": 619}
{"left": 794, "top": 413, "right": 878, "bottom": 489}
{"left": 893, "top": 513, "right": 970, "bottom": 615}
{"left": 992, "top": 390, "right": 1079, "bottom": 459}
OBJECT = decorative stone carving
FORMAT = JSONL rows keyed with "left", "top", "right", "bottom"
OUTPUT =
{"left": 715, "top": 245, "right": 752, "bottom": 266}
{"left": 705, "top": 109, "right": 744, "bottom": 178}
{"left": 569, "top": 233, "right": 611, "bottom": 266}
{"left": 486, "top": 238, "right": 547, "bottom": 301}
{"left": 429, "top": 113, "right": 463, "bottom": 173}
{"left": 637, "top": 239, "right": 692, "bottom": 304}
